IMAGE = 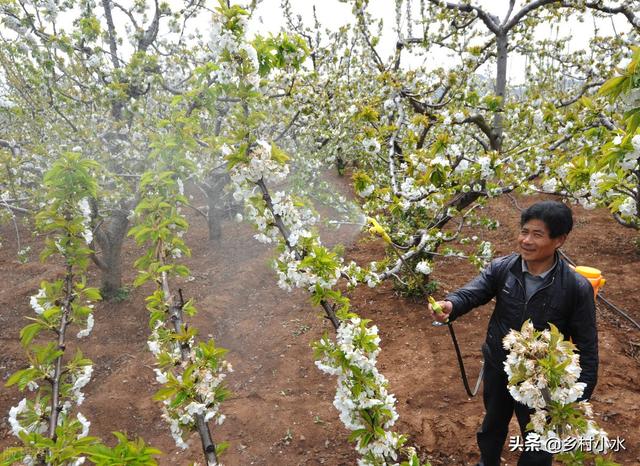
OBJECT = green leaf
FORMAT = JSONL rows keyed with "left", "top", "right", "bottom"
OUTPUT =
{"left": 598, "top": 75, "right": 627, "bottom": 100}
{"left": 152, "top": 386, "right": 177, "bottom": 401}
{"left": 170, "top": 390, "right": 189, "bottom": 409}
{"left": 20, "top": 322, "right": 44, "bottom": 347}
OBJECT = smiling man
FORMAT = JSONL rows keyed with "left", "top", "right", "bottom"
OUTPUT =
{"left": 429, "top": 201, "right": 598, "bottom": 466}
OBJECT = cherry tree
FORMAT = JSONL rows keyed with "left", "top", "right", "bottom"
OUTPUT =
{"left": 0, "top": 0, "right": 220, "bottom": 298}
{"left": 544, "top": 46, "right": 640, "bottom": 233}
{"left": 278, "top": 0, "right": 639, "bottom": 291}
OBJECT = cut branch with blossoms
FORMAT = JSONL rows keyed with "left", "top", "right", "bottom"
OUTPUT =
{"left": 503, "top": 320, "right": 619, "bottom": 465}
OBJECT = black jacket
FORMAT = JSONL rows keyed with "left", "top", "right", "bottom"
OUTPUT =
{"left": 445, "top": 253, "right": 598, "bottom": 400}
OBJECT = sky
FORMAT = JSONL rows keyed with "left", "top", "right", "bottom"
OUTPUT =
{"left": 245, "top": 0, "right": 632, "bottom": 84}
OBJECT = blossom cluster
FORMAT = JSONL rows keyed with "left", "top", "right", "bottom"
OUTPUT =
{"left": 503, "top": 322, "right": 585, "bottom": 408}
{"left": 141, "top": 292, "right": 231, "bottom": 453}
{"left": 315, "top": 318, "right": 407, "bottom": 465}
{"left": 8, "top": 361, "right": 94, "bottom": 439}
{"left": 208, "top": 7, "right": 260, "bottom": 88}
{"left": 230, "top": 141, "right": 385, "bottom": 293}
{"left": 139, "top": 264, "right": 231, "bottom": 452}
{"left": 230, "top": 141, "right": 290, "bottom": 188}
{"left": 78, "top": 197, "right": 93, "bottom": 245}
{"left": 274, "top": 248, "right": 341, "bottom": 292}
{"left": 155, "top": 357, "right": 233, "bottom": 451}
{"left": 503, "top": 321, "right": 610, "bottom": 455}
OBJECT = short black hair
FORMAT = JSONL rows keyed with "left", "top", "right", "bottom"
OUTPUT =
{"left": 520, "top": 201, "right": 573, "bottom": 238}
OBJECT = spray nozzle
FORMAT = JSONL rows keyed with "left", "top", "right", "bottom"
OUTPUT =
{"left": 367, "top": 217, "right": 392, "bottom": 244}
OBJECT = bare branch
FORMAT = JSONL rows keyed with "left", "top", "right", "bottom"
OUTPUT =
{"left": 584, "top": 1, "right": 640, "bottom": 30}
{"left": 504, "top": 0, "right": 556, "bottom": 32}
{"left": 613, "top": 212, "right": 640, "bottom": 229}
{"left": 557, "top": 80, "right": 604, "bottom": 108}
{"left": 138, "top": 0, "right": 161, "bottom": 52}
{"left": 274, "top": 110, "right": 301, "bottom": 143}
{"left": 427, "top": 0, "right": 500, "bottom": 34}
{"left": 101, "top": 0, "right": 121, "bottom": 68}
{"left": 502, "top": 0, "right": 516, "bottom": 26}
{"left": 598, "top": 113, "right": 616, "bottom": 131}
{"left": 459, "top": 114, "right": 498, "bottom": 149}
{"left": 354, "top": 6, "right": 386, "bottom": 71}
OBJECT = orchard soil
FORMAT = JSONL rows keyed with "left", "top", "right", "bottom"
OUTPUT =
{"left": 1, "top": 184, "right": 639, "bottom": 466}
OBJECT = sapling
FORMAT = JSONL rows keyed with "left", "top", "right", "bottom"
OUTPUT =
{"left": 227, "top": 116, "right": 427, "bottom": 466}
{"left": 129, "top": 127, "right": 231, "bottom": 465}
{"left": 2, "top": 153, "right": 159, "bottom": 465}
{"left": 195, "top": 3, "right": 427, "bottom": 464}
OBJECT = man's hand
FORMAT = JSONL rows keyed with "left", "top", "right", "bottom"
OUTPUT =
{"left": 428, "top": 298, "right": 453, "bottom": 323}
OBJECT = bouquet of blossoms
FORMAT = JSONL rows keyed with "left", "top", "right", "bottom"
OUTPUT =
{"left": 503, "top": 320, "right": 611, "bottom": 458}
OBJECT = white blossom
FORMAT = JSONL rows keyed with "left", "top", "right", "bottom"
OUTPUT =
{"left": 30, "top": 288, "right": 50, "bottom": 315}
{"left": 618, "top": 196, "right": 637, "bottom": 218}
{"left": 8, "top": 398, "right": 27, "bottom": 437}
{"left": 76, "top": 314, "right": 94, "bottom": 339}
{"left": 362, "top": 138, "right": 381, "bottom": 154}
{"left": 78, "top": 198, "right": 93, "bottom": 244}
{"left": 357, "top": 184, "right": 375, "bottom": 198}
{"left": 77, "top": 413, "right": 90, "bottom": 438}
{"left": 148, "top": 339, "right": 161, "bottom": 355}
{"left": 542, "top": 178, "right": 557, "bottom": 193}
{"left": 415, "top": 260, "right": 432, "bottom": 275}
{"left": 72, "top": 365, "right": 93, "bottom": 405}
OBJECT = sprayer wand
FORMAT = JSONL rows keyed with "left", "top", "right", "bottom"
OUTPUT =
{"left": 366, "top": 217, "right": 483, "bottom": 397}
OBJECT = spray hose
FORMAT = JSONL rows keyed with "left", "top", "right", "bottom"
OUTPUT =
{"left": 367, "top": 217, "right": 483, "bottom": 397}
{"left": 433, "top": 320, "right": 484, "bottom": 397}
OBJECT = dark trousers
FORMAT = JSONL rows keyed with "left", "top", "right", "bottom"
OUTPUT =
{"left": 478, "top": 357, "right": 552, "bottom": 466}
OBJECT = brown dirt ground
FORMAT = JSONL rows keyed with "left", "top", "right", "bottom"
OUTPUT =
{"left": 1, "top": 185, "right": 639, "bottom": 466}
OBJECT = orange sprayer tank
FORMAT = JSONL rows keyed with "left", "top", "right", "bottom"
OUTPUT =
{"left": 574, "top": 266, "right": 605, "bottom": 299}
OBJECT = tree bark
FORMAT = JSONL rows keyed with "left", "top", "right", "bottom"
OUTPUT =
{"left": 493, "top": 32, "right": 508, "bottom": 151}
{"left": 93, "top": 210, "right": 130, "bottom": 299}
{"left": 204, "top": 171, "right": 232, "bottom": 241}
{"left": 206, "top": 189, "right": 223, "bottom": 241}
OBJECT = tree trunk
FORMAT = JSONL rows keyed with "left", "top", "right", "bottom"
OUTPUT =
{"left": 207, "top": 190, "right": 222, "bottom": 241}
{"left": 204, "top": 171, "right": 233, "bottom": 241}
{"left": 94, "top": 210, "right": 130, "bottom": 300}
{"left": 493, "top": 32, "right": 508, "bottom": 152}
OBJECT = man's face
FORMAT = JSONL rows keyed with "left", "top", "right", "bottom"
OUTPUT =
{"left": 518, "top": 219, "right": 566, "bottom": 264}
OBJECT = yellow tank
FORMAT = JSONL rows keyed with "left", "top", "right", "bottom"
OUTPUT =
{"left": 574, "top": 266, "right": 605, "bottom": 298}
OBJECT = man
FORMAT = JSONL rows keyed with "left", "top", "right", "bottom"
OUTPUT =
{"left": 429, "top": 201, "right": 598, "bottom": 466}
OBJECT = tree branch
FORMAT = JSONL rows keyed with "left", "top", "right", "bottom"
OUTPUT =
{"left": 101, "top": 0, "right": 121, "bottom": 68}
{"left": 557, "top": 80, "right": 604, "bottom": 108}
{"left": 427, "top": 0, "right": 500, "bottom": 34}
{"left": 584, "top": 1, "right": 640, "bottom": 30}
{"left": 504, "top": 0, "right": 557, "bottom": 32}
{"left": 613, "top": 212, "right": 640, "bottom": 229}
{"left": 138, "top": 0, "right": 161, "bottom": 52}
{"left": 460, "top": 114, "right": 497, "bottom": 149}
